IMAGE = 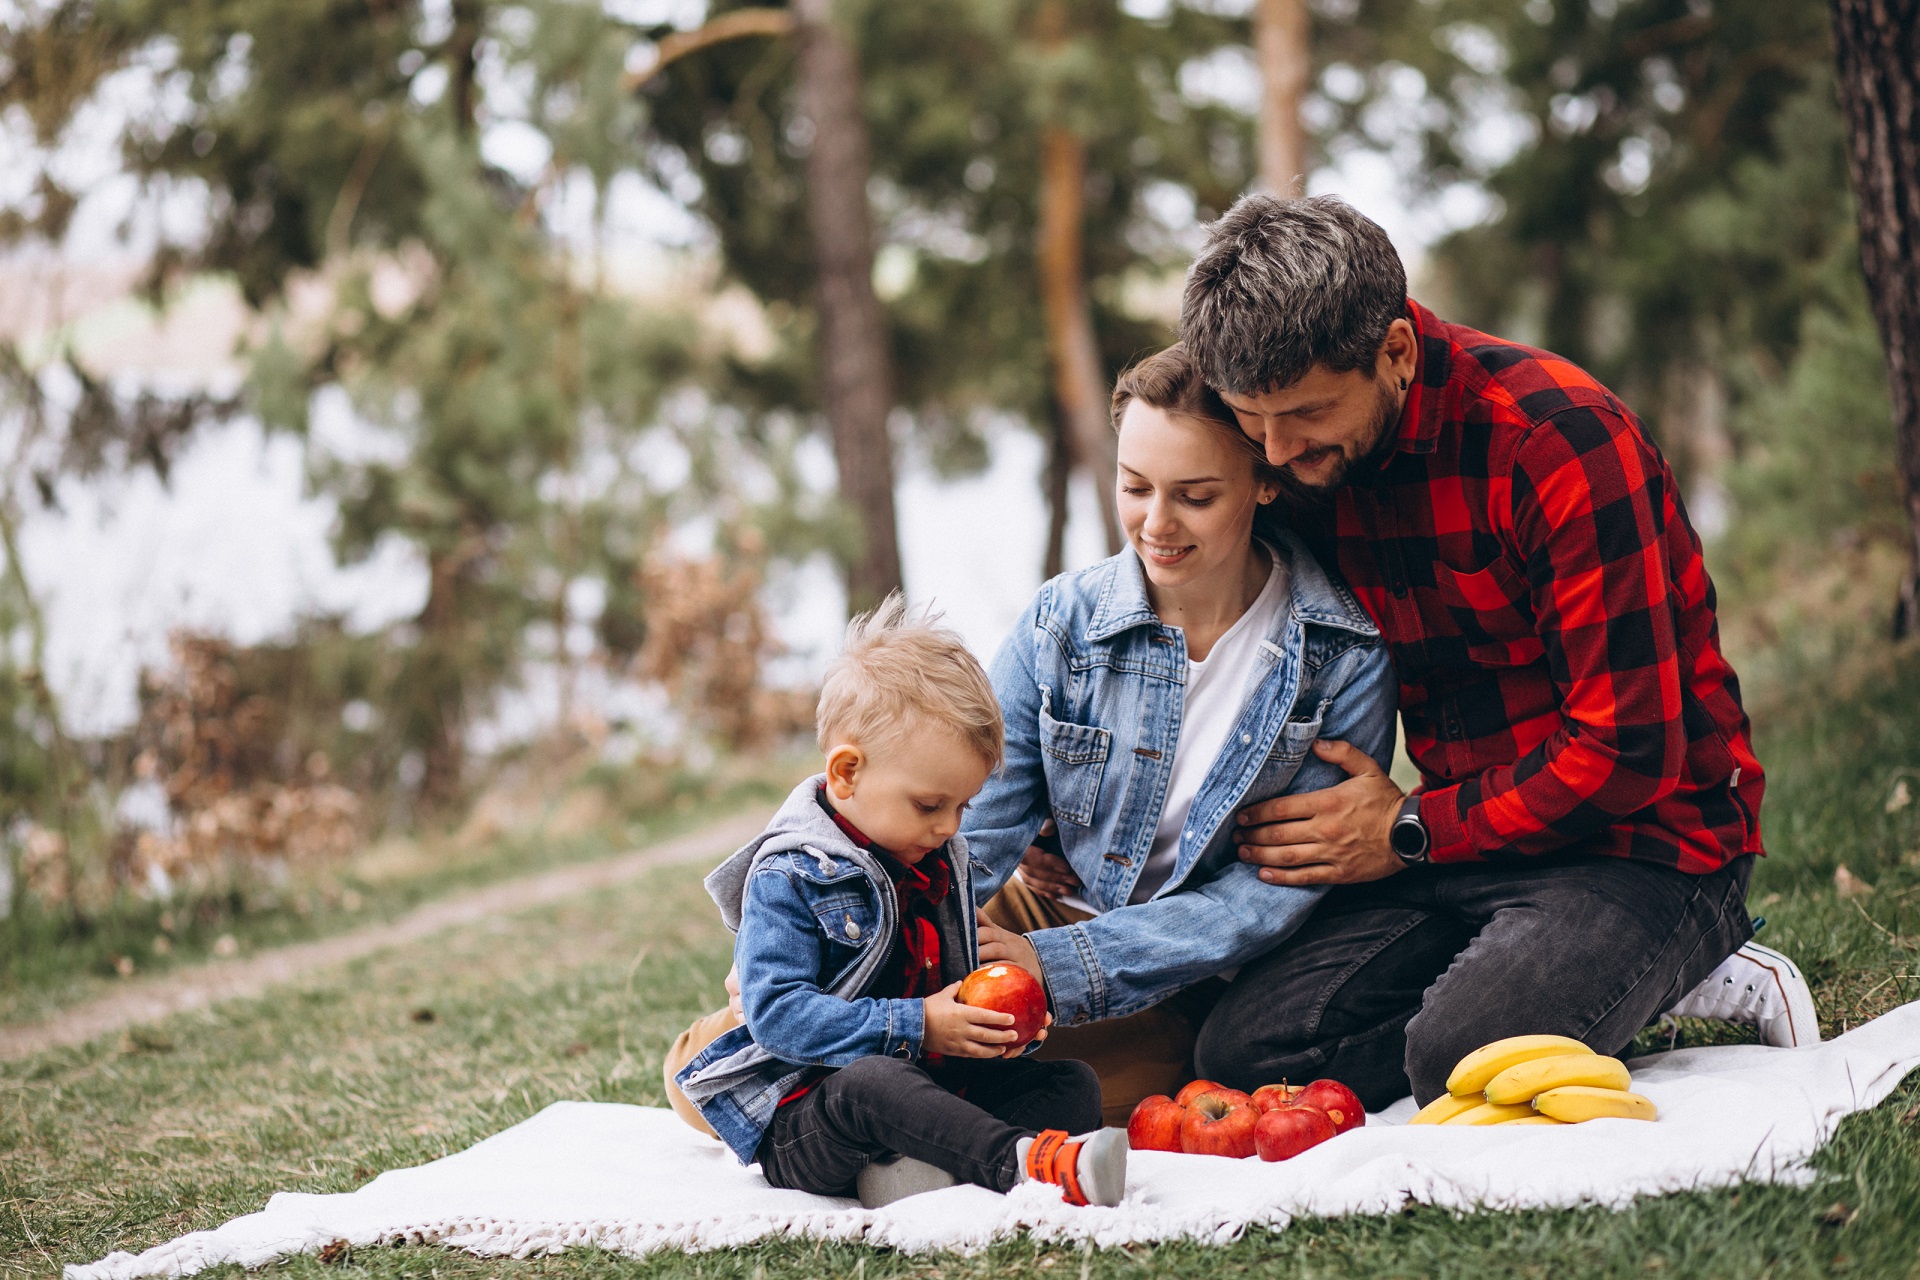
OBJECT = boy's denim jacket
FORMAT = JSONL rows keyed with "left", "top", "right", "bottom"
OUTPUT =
{"left": 962, "top": 530, "right": 1397, "bottom": 1027}
{"left": 674, "top": 778, "right": 980, "bottom": 1164}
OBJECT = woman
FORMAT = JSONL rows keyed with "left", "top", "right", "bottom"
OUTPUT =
{"left": 964, "top": 343, "right": 1397, "bottom": 1122}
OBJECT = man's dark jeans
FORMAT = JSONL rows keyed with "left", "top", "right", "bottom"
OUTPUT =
{"left": 1195, "top": 853, "right": 1754, "bottom": 1108}
{"left": 755, "top": 1055, "right": 1101, "bottom": 1197}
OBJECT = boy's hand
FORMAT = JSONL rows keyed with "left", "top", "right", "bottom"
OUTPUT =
{"left": 976, "top": 914, "right": 1044, "bottom": 986}
{"left": 923, "top": 982, "right": 1026, "bottom": 1059}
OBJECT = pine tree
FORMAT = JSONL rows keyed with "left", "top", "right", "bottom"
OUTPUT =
{"left": 637, "top": 0, "right": 1257, "bottom": 576}
{"left": 0, "top": 0, "right": 749, "bottom": 810}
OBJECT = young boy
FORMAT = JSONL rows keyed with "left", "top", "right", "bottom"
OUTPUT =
{"left": 674, "top": 598, "right": 1126, "bottom": 1208}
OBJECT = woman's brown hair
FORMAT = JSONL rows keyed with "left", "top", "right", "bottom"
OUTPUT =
{"left": 1109, "top": 343, "right": 1283, "bottom": 487}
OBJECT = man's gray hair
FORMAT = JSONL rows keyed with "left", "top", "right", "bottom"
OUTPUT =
{"left": 1181, "top": 194, "right": 1407, "bottom": 395}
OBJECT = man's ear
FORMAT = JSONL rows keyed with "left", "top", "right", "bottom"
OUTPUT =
{"left": 824, "top": 743, "right": 864, "bottom": 800}
{"left": 1378, "top": 317, "right": 1418, "bottom": 388}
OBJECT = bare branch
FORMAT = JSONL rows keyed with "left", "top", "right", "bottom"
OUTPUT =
{"left": 623, "top": 8, "right": 795, "bottom": 91}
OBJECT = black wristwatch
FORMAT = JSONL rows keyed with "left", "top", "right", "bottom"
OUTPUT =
{"left": 1389, "top": 794, "right": 1429, "bottom": 866}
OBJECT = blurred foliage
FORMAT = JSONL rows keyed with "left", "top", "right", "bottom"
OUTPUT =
{"left": 640, "top": 0, "right": 1259, "bottom": 459}
{"left": 1330, "top": 0, "right": 1899, "bottom": 611}
{"left": 0, "top": 0, "right": 829, "bottom": 828}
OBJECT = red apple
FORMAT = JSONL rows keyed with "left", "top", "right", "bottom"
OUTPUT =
{"left": 1173, "top": 1078, "right": 1225, "bottom": 1108}
{"left": 1251, "top": 1082, "right": 1306, "bottom": 1113}
{"left": 955, "top": 963, "right": 1048, "bottom": 1049}
{"left": 1126, "top": 1095, "right": 1187, "bottom": 1153}
{"left": 1180, "top": 1088, "right": 1259, "bottom": 1158}
{"left": 1254, "top": 1103, "right": 1337, "bottom": 1161}
{"left": 1293, "top": 1079, "right": 1365, "bottom": 1135}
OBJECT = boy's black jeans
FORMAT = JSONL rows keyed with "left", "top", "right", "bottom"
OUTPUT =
{"left": 1195, "top": 852, "right": 1755, "bottom": 1108}
{"left": 755, "top": 1055, "right": 1101, "bottom": 1197}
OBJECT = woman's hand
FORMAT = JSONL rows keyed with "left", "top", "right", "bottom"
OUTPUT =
{"left": 1016, "top": 820, "right": 1082, "bottom": 899}
{"left": 923, "top": 982, "right": 1024, "bottom": 1058}
{"left": 976, "top": 913, "right": 1044, "bottom": 985}
{"left": 724, "top": 965, "right": 744, "bottom": 1020}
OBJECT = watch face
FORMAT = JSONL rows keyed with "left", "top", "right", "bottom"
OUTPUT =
{"left": 1392, "top": 815, "right": 1427, "bottom": 860}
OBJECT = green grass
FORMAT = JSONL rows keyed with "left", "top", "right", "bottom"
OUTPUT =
{"left": 5, "top": 652, "right": 1920, "bottom": 1279}
{"left": 0, "top": 758, "right": 806, "bottom": 1027}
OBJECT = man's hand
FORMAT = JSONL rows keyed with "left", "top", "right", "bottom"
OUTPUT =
{"left": 1234, "top": 739, "right": 1407, "bottom": 885}
{"left": 976, "top": 913, "right": 1043, "bottom": 985}
{"left": 924, "top": 982, "right": 1037, "bottom": 1058}
{"left": 725, "top": 964, "right": 743, "bottom": 1020}
{"left": 1016, "top": 819, "right": 1081, "bottom": 899}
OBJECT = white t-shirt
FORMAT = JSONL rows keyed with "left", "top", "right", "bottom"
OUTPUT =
{"left": 1056, "top": 547, "right": 1291, "bottom": 913}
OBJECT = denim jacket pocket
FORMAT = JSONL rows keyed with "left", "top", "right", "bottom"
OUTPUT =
{"left": 1038, "top": 706, "right": 1112, "bottom": 827}
{"left": 808, "top": 892, "right": 878, "bottom": 952}
{"left": 1268, "top": 701, "right": 1328, "bottom": 764}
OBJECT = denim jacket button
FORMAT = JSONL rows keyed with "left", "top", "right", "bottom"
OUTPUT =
{"left": 1241, "top": 733, "right": 1252, "bottom": 744}
{"left": 845, "top": 917, "right": 861, "bottom": 940}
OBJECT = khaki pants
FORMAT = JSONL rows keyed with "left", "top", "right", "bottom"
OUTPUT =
{"left": 662, "top": 1006, "right": 739, "bottom": 1139}
{"left": 661, "top": 876, "right": 1218, "bottom": 1133}
{"left": 981, "top": 876, "right": 1220, "bottom": 1126}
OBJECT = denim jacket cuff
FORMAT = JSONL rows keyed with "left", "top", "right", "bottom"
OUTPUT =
{"left": 886, "top": 996, "right": 925, "bottom": 1059}
{"left": 1029, "top": 924, "right": 1103, "bottom": 1027}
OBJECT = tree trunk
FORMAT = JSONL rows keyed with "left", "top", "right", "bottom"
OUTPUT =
{"left": 1037, "top": 125, "right": 1122, "bottom": 554}
{"left": 449, "top": 0, "right": 483, "bottom": 135}
{"left": 1043, "top": 400, "right": 1071, "bottom": 578}
{"left": 415, "top": 543, "right": 470, "bottom": 813}
{"left": 793, "top": 0, "right": 903, "bottom": 616}
{"left": 1828, "top": 0, "right": 1920, "bottom": 639}
{"left": 1255, "top": 0, "right": 1311, "bottom": 197}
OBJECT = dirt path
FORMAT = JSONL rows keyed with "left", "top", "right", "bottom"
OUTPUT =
{"left": 0, "top": 808, "right": 769, "bottom": 1063}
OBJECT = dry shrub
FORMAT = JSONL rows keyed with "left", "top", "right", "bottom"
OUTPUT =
{"left": 131, "top": 632, "right": 362, "bottom": 882}
{"left": 635, "top": 531, "right": 813, "bottom": 753}
{"left": 18, "top": 824, "right": 73, "bottom": 906}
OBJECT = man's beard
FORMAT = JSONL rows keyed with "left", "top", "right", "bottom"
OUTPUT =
{"left": 1291, "top": 377, "right": 1401, "bottom": 491}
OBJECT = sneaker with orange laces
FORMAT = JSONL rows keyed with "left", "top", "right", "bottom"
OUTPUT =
{"left": 1017, "top": 1128, "right": 1128, "bottom": 1207}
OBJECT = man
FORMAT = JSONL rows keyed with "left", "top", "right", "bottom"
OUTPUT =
{"left": 1021, "top": 195, "right": 1818, "bottom": 1108}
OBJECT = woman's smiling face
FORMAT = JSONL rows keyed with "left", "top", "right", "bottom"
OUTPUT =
{"left": 1115, "top": 400, "right": 1278, "bottom": 592}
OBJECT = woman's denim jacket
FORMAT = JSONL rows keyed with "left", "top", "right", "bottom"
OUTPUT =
{"left": 674, "top": 777, "right": 981, "bottom": 1164}
{"left": 963, "top": 530, "right": 1397, "bottom": 1027}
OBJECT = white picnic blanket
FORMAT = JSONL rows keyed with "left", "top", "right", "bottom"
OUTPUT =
{"left": 71, "top": 1000, "right": 1920, "bottom": 1279}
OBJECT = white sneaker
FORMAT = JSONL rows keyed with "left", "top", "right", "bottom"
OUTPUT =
{"left": 1661, "top": 941, "right": 1821, "bottom": 1048}
{"left": 856, "top": 1154, "right": 956, "bottom": 1208}
{"left": 1016, "top": 1127, "right": 1129, "bottom": 1207}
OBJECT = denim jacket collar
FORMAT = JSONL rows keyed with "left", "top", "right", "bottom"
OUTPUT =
{"left": 1085, "top": 529, "right": 1378, "bottom": 644}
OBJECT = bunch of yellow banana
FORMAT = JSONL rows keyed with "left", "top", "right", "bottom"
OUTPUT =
{"left": 1407, "top": 1034, "right": 1658, "bottom": 1126}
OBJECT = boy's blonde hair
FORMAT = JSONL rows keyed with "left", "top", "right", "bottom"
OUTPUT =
{"left": 816, "top": 593, "right": 1004, "bottom": 770}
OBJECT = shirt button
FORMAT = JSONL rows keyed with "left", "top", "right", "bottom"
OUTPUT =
{"left": 1241, "top": 733, "right": 1252, "bottom": 744}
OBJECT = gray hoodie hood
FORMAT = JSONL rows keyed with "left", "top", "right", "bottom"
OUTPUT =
{"left": 703, "top": 773, "right": 976, "bottom": 934}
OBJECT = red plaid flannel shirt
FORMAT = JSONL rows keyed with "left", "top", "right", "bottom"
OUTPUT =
{"left": 1293, "top": 300, "right": 1764, "bottom": 873}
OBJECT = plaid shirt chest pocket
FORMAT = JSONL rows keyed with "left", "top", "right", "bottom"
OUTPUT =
{"left": 1432, "top": 559, "right": 1544, "bottom": 668}
{"left": 1038, "top": 704, "right": 1112, "bottom": 827}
